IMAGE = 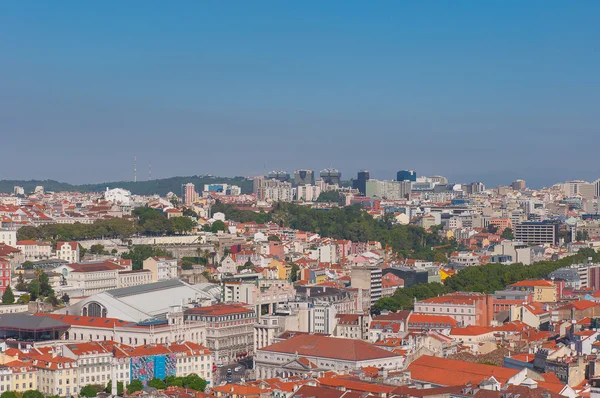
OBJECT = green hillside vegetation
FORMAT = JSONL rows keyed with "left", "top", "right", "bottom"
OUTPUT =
{"left": 17, "top": 208, "right": 195, "bottom": 242}
{"left": 0, "top": 176, "right": 253, "bottom": 196}
{"left": 213, "top": 201, "right": 456, "bottom": 259}
{"left": 373, "top": 248, "right": 600, "bottom": 313}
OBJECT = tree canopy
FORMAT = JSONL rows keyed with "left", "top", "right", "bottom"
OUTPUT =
{"left": 127, "top": 380, "right": 144, "bottom": 394}
{"left": 316, "top": 190, "right": 341, "bottom": 203}
{"left": 213, "top": 201, "right": 447, "bottom": 258}
{"left": 2, "top": 286, "right": 15, "bottom": 304}
{"left": 105, "top": 381, "right": 124, "bottom": 395}
{"left": 79, "top": 385, "right": 104, "bottom": 398}
{"left": 121, "top": 245, "right": 173, "bottom": 270}
{"left": 374, "top": 248, "right": 600, "bottom": 313}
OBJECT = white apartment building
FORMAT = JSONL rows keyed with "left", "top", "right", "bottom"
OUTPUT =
{"left": 55, "top": 261, "right": 122, "bottom": 297}
{"left": 56, "top": 242, "right": 80, "bottom": 264}
{"left": 16, "top": 240, "right": 52, "bottom": 261}
{"left": 0, "top": 229, "right": 16, "bottom": 247}
{"left": 143, "top": 256, "right": 178, "bottom": 282}
{"left": 350, "top": 266, "right": 383, "bottom": 306}
{"left": 365, "top": 180, "right": 411, "bottom": 200}
{"left": 294, "top": 185, "right": 322, "bottom": 202}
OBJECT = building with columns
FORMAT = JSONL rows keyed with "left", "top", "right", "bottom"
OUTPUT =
{"left": 254, "top": 333, "right": 404, "bottom": 379}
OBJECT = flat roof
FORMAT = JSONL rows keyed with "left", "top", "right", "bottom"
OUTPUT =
{"left": 0, "top": 314, "right": 69, "bottom": 331}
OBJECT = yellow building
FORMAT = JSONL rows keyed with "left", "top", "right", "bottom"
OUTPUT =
{"left": 5, "top": 360, "right": 37, "bottom": 392}
{"left": 439, "top": 268, "right": 456, "bottom": 281}
{"left": 32, "top": 354, "right": 79, "bottom": 397}
{"left": 266, "top": 259, "right": 291, "bottom": 280}
{"left": 509, "top": 280, "right": 557, "bottom": 303}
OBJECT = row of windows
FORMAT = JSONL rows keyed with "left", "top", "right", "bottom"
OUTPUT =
{"left": 0, "top": 383, "right": 34, "bottom": 391}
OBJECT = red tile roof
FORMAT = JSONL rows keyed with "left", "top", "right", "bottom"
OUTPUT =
{"left": 259, "top": 334, "right": 400, "bottom": 362}
{"left": 510, "top": 279, "right": 554, "bottom": 288}
{"left": 408, "top": 355, "right": 521, "bottom": 385}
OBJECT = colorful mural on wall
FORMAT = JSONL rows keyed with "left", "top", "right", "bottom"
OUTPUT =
{"left": 130, "top": 354, "right": 177, "bottom": 385}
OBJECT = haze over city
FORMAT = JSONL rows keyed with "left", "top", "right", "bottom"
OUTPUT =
{"left": 1, "top": 1, "right": 599, "bottom": 187}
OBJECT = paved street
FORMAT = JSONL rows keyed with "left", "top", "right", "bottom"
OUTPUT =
{"left": 214, "top": 362, "right": 249, "bottom": 386}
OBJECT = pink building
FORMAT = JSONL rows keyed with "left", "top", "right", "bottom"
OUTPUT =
{"left": 413, "top": 292, "right": 494, "bottom": 327}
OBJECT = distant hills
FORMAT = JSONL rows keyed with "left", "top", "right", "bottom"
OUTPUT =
{"left": 0, "top": 176, "right": 254, "bottom": 196}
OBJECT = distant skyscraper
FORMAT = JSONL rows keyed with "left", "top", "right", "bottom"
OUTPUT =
{"left": 267, "top": 170, "right": 291, "bottom": 183}
{"left": 429, "top": 175, "right": 448, "bottom": 185}
{"left": 294, "top": 169, "right": 315, "bottom": 186}
{"left": 512, "top": 179, "right": 526, "bottom": 191}
{"left": 353, "top": 170, "right": 370, "bottom": 195}
{"left": 183, "top": 183, "right": 196, "bottom": 205}
{"left": 397, "top": 170, "right": 416, "bottom": 182}
{"left": 320, "top": 169, "right": 341, "bottom": 185}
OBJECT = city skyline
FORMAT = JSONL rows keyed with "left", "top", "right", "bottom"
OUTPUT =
{"left": 2, "top": 1, "right": 599, "bottom": 187}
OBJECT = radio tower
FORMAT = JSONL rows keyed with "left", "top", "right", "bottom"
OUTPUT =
{"left": 134, "top": 156, "right": 137, "bottom": 182}
{"left": 149, "top": 162, "right": 152, "bottom": 180}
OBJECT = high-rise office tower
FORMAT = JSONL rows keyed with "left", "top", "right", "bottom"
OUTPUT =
{"left": 397, "top": 170, "right": 417, "bottom": 182}
{"left": 320, "top": 169, "right": 341, "bottom": 185}
{"left": 294, "top": 169, "right": 315, "bottom": 186}
{"left": 267, "top": 170, "right": 291, "bottom": 183}
{"left": 512, "top": 179, "right": 526, "bottom": 191}
{"left": 353, "top": 170, "right": 370, "bottom": 195}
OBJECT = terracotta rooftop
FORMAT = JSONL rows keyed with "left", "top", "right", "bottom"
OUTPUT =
{"left": 259, "top": 334, "right": 400, "bottom": 362}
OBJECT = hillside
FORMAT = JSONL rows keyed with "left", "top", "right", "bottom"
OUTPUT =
{"left": 0, "top": 176, "right": 254, "bottom": 196}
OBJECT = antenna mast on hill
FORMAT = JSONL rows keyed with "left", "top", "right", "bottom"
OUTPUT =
{"left": 149, "top": 161, "right": 152, "bottom": 180}
{"left": 134, "top": 156, "right": 137, "bottom": 182}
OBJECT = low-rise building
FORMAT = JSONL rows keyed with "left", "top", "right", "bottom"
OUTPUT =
{"left": 508, "top": 280, "right": 557, "bottom": 303}
{"left": 56, "top": 242, "right": 80, "bottom": 264}
{"left": 143, "top": 256, "right": 178, "bottom": 282}
{"left": 413, "top": 292, "right": 494, "bottom": 327}
{"left": 255, "top": 334, "right": 404, "bottom": 379}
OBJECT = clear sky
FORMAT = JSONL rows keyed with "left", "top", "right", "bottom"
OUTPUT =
{"left": 1, "top": 1, "right": 598, "bottom": 188}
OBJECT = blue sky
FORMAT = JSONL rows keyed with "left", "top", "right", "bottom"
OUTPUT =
{"left": 1, "top": 1, "right": 598, "bottom": 187}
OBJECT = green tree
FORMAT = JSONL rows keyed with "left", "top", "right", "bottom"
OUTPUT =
{"left": 90, "top": 244, "right": 105, "bottom": 254}
{"left": 127, "top": 380, "right": 144, "bottom": 394}
{"left": 267, "top": 235, "right": 281, "bottom": 242}
{"left": 501, "top": 228, "right": 514, "bottom": 240}
{"left": 183, "top": 374, "right": 208, "bottom": 392}
{"left": 211, "top": 220, "right": 227, "bottom": 233}
{"left": 21, "top": 261, "right": 34, "bottom": 270}
{"left": 121, "top": 245, "right": 174, "bottom": 270}
{"left": 181, "top": 261, "right": 194, "bottom": 270}
{"left": 22, "top": 391, "right": 44, "bottom": 398}
{"left": 28, "top": 280, "right": 40, "bottom": 301}
{"left": 79, "top": 384, "right": 104, "bottom": 398}
{"left": 290, "top": 264, "right": 300, "bottom": 282}
{"left": 105, "top": 380, "right": 124, "bottom": 395}
{"left": 316, "top": 190, "right": 341, "bottom": 203}
{"left": 487, "top": 224, "right": 499, "bottom": 234}
{"left": 2, "top": 285, "right": 15, "bottom": 304}
{"left": 15, "top": 274, "right": 28, "bottom": 291}
{"left": 169, "top": 216, "right": 196, "bottom": 234}
{"left": 79, "top": 244, "right": 87, "bottom": 261}
{"left": 0, "top": 391, "right": 18, "bottom": 398}
{"left": 148, "top": 378, "right": 166, "bottom": 390}
{"left": 17, "top": 293, "right": 30, "bottom": 305}
{"left": 182, "top": 208, "right": 198, "bottom": 218}
{"left": 165, "top": 375, "right": 183, "bottom": 387}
